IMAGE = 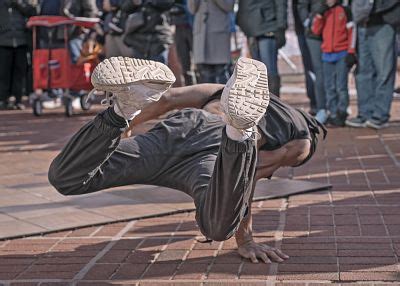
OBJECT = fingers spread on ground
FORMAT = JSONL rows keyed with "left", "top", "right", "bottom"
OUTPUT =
{"left": 275, "top": 248, "right": 290, "bottom": 259}
{"left": 249, "top": 252, "right": 259, "bottom": 264}
{"left": 258, "top": 252, "right": 271, "bottom": 264}
{"left": 266, "top": 250, "right": 284, "bottom": 262}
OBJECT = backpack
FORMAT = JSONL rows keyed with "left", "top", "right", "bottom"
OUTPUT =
{"left": 351, "top": 0, "right": 374, "bottom": 24}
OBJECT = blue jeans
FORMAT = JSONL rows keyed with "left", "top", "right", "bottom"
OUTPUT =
{"left": 253, "top": 37, "right": 278, "bottom": 76}
{"left": 133, "top": 49, "right": 169, "bottom": 65}
{"left": 355, "top": 25, "right": 396, "bottom": 122}
{"left": 297, "top": 33, "right": 316, "bottom": 109}
{"left": 323, "top": 56, "right": 349, "bottom": 116}
{"left": 306, "top": 38, "right": 326, "bottom": 111}
{"left": 69, "top": 37, "right": 83, "bottom": 64}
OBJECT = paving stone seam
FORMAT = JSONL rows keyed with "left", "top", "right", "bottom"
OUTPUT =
{"left": 72, "top": 220, "right": 137, "bottom": 282}
{"left": 108, "top": 235, "right": 148, "bottom": 281}
{"left": 13, "top": 232, "right": 66, "bottom": 280}
{"left": 136, "top": 219, "right": 183, "bottom": 281}
{"left": 267, "top": 198, "right": 288, "bottom": 281}
{"left": 200, "top": 238, "right": 222, "bottom": 280}
{"left": 329, "top": 187, "right": 340, "bottom": 277}
{"left": 379, "top": 166, "right": 391, "bottom": 184}
{"left": 170, "top": 233, "right": 197, "bottom": 281}
{"left": 2, "top": 279, "right": 400, "bottom": 284}
{"left": 379, "top": 134, "right": 400, "bottom": 168}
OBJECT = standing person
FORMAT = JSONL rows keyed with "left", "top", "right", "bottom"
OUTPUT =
{"left": 63, "top": 0, "right": 99, "bottom": 63}
{"left": 121, "top": 0, "right": 174, "bottom": 64}
{"left": 311, "top": 0, "right": 355, "bottom": 127}
{"left": 346, "top": 0, "right": 400, "bottom": 129}
{"left": 0, "top": 0, "right": 36, "bottom": 110}
{"left": 170, "top": 0, "right": 193, "bottom": 85}
{"left": 293, "top": 0, "right": 316, "bottom": 115}
{"left": 101, "top": 0, "right": 134, "bottom": 58}
{"left": 188, "top": 0, "right": 234, "bottom": 84}
{"left": 297, "top": 0, "right": 328, "bottom": 123}
{"left": 48, "top": 56, "right": 326, "bottom": 263}
{"left": 237, "top": 0, "right": 288, "bottom": 97}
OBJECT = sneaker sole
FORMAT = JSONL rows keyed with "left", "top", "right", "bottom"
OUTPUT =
{"left": 366, "top": 120, "right": 389, "bottom": 130}
{"left": 222, "top": 57, "right": 269, "bottom": 130}
{"left": 345, "top": 120, "right": 367, "bottom": 128}
{"left": 91, "top": 57, "right": 176, "bottom": 93}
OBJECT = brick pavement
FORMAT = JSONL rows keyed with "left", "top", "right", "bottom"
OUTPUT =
{"left": 1, "top": 89, "right": 400, "bottom": 284}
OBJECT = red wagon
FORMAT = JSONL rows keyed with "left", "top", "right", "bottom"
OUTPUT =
{"left": 27, "top": 16, "right": 101, "bottom": 116}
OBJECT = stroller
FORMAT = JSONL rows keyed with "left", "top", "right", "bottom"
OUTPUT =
{"left": 27, "top": 16, "right": 101, "bottom": 116}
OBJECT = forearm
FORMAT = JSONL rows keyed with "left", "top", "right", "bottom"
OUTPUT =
{"left": 235, "top": 207, "right": 253, "bottom": 246}
{"left": 129, "top": 83, "right": 224, "bottom": 127}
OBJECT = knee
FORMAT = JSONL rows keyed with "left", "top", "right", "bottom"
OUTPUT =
{"left": 289, "top": 139, "right": 311, "bottom": 166}
{"left": 48, "top": 161, "right": 83, "bottom": 196}
{"left": 200, "top": 224, "right": 235, "bottom": 242}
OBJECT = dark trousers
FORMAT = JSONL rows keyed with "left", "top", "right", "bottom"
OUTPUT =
{"left": 0, "top": 45, "right": 28, "bottom": 104}
{"left": 297, "top": 33, "right": 316, "bottom": 110}
{"left": 306, "top": 38, "right": 326, "bottom": 111}
{"left": 48, "top": 108, "right": 257, "bottom": 241}
{"left": 196, "top": 64, "right": 230, "bottom": 84}
{"left": 175, "top": 24, "right": 193, "bottom": 85}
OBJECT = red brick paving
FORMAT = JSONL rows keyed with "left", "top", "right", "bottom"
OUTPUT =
{"left": 1, "top": 90, "right": 400, "bottom": 284}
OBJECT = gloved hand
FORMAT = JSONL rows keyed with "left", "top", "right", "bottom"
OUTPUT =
{"left": 315, "top": 3, "right": 329, "bottom": 16}
{"left": 275, "top": 28, "right": 286, "bottom": 50}
{"left": 345, "top": 53, "right": 357, "bottom": 68}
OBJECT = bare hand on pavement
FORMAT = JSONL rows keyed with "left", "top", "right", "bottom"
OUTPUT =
{"left": 237, "top": 240, "right": 289, "bottom": 264}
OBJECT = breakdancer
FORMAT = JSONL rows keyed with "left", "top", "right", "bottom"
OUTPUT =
{"left": 49, "top": 57, "right": 326, "bottom": 263}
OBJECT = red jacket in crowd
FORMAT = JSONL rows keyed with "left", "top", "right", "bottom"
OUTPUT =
{"left": 311, "top": 4, "right": 355, "bottom": 54}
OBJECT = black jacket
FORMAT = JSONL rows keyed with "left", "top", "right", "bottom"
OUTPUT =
{"left": 236, "top": 0, "right": 287, "bottom": 37}
{"left": 297, "top": 0, "right": 326, "bottom": 39}
{"left": 0, "top": 0, "right": 36, "bottom": 47}
{"left": 121, "top": 0, "right": 173, "bottom": 57}
{"left": 63, "top": 0, "right": 99, "bottom": 18}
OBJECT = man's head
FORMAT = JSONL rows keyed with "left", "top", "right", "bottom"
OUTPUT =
{"left": 326, "top": 0, "right": 337, "bottom": 7}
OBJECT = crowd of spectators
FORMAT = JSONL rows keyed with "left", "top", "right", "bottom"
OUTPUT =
{"left": 0, "top": 0, "right": 399, "bottom": 129}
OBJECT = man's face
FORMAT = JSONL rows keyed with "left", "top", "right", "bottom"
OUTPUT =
{"left": 326, "top": 0, "right": 337, "bottom": 7}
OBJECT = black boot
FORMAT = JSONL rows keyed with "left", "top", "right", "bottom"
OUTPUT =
{"left": 268, "top": 75, "right": 281, "bottom": 97}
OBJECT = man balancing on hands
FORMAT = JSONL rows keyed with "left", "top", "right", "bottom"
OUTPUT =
{"left": 49, "top": 57, "right": 326, "bottom": 264}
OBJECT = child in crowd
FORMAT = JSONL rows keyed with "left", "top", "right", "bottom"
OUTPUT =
{"left": 312, "top": 0, "right": 356, "bottom": 126}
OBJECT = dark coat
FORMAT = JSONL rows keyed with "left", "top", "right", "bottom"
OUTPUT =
{"left": 0, "top": 0, "right": 36, "bottom": 47}
{"left": 121, "top": 0, "right": 173, "bottom": 57}
{"left": 297, "top": 0, "right": 326, "bottom": 38}
{"left": 236, "top": 0, "right": 287, "bottom": 37}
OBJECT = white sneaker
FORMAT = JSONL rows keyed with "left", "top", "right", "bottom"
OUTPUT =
{"left": 221, "top": 57, "right": 269, "bottom": 130}
{"left": 91, "top": 57, "right": 176, "bottom": 120}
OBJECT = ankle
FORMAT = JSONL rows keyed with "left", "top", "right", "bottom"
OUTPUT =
{"left": 226, "top": 125, "right": 254, "bottom": 142}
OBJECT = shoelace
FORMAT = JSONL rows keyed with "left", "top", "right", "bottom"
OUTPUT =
{"left": 90, "top": 89, "right": 132, "bottom": 128}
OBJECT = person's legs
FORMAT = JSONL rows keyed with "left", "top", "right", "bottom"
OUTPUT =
{"left": 306, "top": 38, "right": 326, "bottom": 111}
{"left": 368, "top": 24, "right": 396, "bottom": 124}
{"left": 257, "top": 37, "right": 280, "bottom": 96}
{"left": 335, "top": 56, "right": 350, "bottom": 119}
{"left": 0, "top": 46, "right": 13, "bottom": 108}
{"left": 322, "top": 61, "right": 337, "bottom": 116}
{"left": 214, "top": 64, "right": 229, "bottom": 84}
{"left": 175, "top": 25, "right": 193, "bottom": 85}
{"left": 297, "top": 33, "right": 316, "bottom": 111}
{"left": 11, "top": 45, "right": 28, "bottom": 107}
{"left": 196, "top": 64, "right": 214, "bottom": 83}
{"left": 69, "top": 37, "right": 84, "bottom": 64}
{"left": 353, "top": 27, "right": 375, "bottom": 121}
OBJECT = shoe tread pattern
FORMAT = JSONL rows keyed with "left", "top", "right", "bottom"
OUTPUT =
{"left": 91, "top": 57, "right": 176, "bottom": 90}
{"left": 225, "top": 57, "right": 269, "bottom": 129}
